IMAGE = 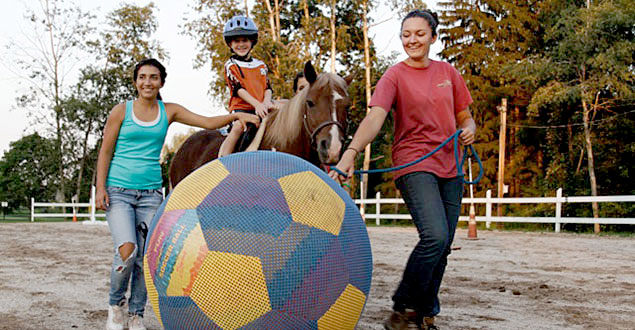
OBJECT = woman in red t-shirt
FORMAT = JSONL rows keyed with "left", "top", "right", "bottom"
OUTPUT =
{"left": 329, "top": 9, "right": 476, "bottom": 330}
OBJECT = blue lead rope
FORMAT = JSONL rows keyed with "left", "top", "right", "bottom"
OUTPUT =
{"left": 332, "top": 129, "right": 483, "bottom": 184}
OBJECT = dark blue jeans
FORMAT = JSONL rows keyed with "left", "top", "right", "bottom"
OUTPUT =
{"left": 392, "top": 171, "right": 463, "bottom": 318}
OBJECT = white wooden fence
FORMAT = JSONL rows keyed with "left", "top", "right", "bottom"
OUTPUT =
{"left": 30, "top": 186, "right": 635, "bottom": 232}
{"left": 30, "top": 186, "right": 165, "bottom": 225}
{"left": 31, "top": 186, "right": 105, "bottom": 224}
{"left": 354, "top": 188, "right": 635, "bottom": 232}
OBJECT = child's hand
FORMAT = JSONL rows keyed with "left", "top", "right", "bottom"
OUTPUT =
{"left": 262, "top": 99, "right": 275, "bottom": 110}
{"left": 234, "top": 112, "right": 260, "bottom": 129}
{"left": 255, "top": 103, "right": 269, "bottom": 118}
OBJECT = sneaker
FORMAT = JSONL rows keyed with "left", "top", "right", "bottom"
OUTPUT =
{"left": 419, "top": 316, "right": 438, "bottom": 330}
{"left": 384, "top": 311, "right": 409, "bottom": 330}
{"left": 128, "top": 314, "right": 147, "bottom": 330}
{"left": 106, "top": 303, "right": 126, "bottom": 330}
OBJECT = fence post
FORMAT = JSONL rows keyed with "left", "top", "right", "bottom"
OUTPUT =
{"left": 359, "top": 180, "right": 365, "bottom": 219}
{"left": 485, "top": 189, "right": 492, "bottom": 229}
{"left": 31, "top": 197, "right": 34, "bottom": 222}
{"left": 90, "top": 185, "right": 96, "bottom": 223}
{"left": 555, "top": 188, "right": 562, "bottom": 233}
{"left": 375, "top": 191, "right": 381, "bottom": 226}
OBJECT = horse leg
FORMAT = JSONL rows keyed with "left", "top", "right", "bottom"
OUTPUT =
{"left": 246, "top": 116, "right": 270, "bottom": 151}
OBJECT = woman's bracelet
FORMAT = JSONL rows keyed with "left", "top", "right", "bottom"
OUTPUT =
{"left": 345, "top": 147, "right": 361, "bottom": 156}
{"left": 341, "top": 182, "right": 351, "bottom": 188}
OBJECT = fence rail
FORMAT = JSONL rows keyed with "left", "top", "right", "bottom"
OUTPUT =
{"left": 30, "top": 186, "right": 166, "bottom": 224}
{"left": 31, "top": 186, "right": 105, "bottom": 224}
{"left": 354, "top": 188, "right": 635, "bottom": 232}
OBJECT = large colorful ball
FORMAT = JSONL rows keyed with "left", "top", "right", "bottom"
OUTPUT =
{"left": 144, "top": 151, "right": 373, "bottom": 330}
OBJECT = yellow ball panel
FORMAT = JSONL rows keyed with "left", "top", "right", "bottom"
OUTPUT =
{"left": 278, "top": 171, "right": 345, "bottom": 235}
{"left": 165, "top": 161, "right": 229, "bottom": 211}
{"left": 190, "top": 252, "right": 271, "bottom": 330}
{"left": 144, "top": 257, "right": 163, "bottom": 328}
{"left": 317, "top": 284, "right": 366, "bottom": 330}
{"left": 166, "top": 223, "right": 208, "bottom": 296}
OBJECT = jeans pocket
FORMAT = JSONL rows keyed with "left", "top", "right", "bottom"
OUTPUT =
{"left": 152, "top": 189, "right": 164, "bottom": 199}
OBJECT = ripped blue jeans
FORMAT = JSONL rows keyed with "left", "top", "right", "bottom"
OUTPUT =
{"left": 106, "top": 186, "right": 163, "bottom": 316}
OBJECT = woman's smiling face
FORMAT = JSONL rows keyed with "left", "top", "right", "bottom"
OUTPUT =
{"left": 134, "top": 65, "right": 163, "bottom": 99}
{"left": 400, "top": 16, "right": 437, "bottom": 62}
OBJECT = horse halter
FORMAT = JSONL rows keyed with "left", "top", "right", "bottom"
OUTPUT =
{"left": 302, "top": 112, "right": 346, "bottom": 147}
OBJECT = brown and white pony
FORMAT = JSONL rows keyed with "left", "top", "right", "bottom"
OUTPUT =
{"left": 168, "top": 61, "right": 352, "bottom": 188}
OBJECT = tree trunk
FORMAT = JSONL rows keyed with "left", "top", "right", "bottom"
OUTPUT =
{"left": 329, "top": 0, "right": 336, "bottom": 73}
{"left": 264, "top": 1, "right": 281, "bottom": 80}
{"left": 45, "top": 0, "right": 65, "bottom": 204}
{"left": 75, "top": 120, "right": 93, "bottom": 202}
{"left": 582, "top": 98, "right": 600, "bottom": 232}
{"left": 302, "top": 0, "right": 310, "bottom": 61}
{"left": 361, "top": 0, "right": 371, "bottom": 205}
{"left": 274, "top": 0, "right": 280, "bottom": 41}
{"left": 265, "top": 1, "right": 277, "bottom": 42}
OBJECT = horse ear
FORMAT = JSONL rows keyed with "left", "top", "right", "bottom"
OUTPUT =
{"left": 304, "top": 61, "right": 317, "bottom": 84}
{"left": 344, "top": 74, "right": 353, "bottom": 86}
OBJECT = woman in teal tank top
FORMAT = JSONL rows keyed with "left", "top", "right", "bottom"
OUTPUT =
{"left": 95, "top": 59, "right": 259, "bottom": 330}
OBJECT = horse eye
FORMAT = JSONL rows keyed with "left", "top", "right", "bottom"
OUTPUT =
{"left": 306, "top": 100, "right": 315, "bottom": 107}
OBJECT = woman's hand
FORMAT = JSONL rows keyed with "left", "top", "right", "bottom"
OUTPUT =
{"left": 459, "top": 125, "right": 476, "bottom": 145}
{"left": 328, "top": 149, "right": 357, "bottom": 183}
{"left": 95, "top": 186, "right": 109, "bottom": 211}
{"left": 234, "top": 112, "right": 260, "bottom": 130}
{"left": 456, "top": 108, "right": 476, "bottom": 145}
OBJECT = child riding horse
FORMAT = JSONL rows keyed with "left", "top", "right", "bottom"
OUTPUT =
{"left": 168, "top": 61, "right": 352, "bottom": 187}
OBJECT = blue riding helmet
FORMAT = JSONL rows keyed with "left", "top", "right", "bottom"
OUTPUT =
{"left": 223, "top": 15, "right": 258, "bottom": 46}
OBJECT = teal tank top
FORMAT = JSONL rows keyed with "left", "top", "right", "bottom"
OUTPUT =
{"left": 106, "top": 100, "right": 169, "bottom": 189}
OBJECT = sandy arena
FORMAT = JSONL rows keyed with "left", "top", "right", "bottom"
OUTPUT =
{"left": 0, "top": 222, "right": 634, "bottom": 330}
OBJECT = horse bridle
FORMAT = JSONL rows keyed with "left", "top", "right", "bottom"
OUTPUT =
{"left": 302, "top": 112, "right": 346, "bottom": 147}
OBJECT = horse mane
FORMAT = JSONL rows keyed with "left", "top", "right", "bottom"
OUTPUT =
{"left": 263, "top": 73, "right": 349, "bottom": 149}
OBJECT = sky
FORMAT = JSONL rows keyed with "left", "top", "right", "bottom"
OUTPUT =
{"left": 0, "top": 0, "right": 441, "bottom": 154}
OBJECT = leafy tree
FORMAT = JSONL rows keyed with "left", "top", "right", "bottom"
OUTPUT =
{"left": 437, "top": 0, "right": 541, "bottom": 198}
{"left": 8, "top": 0, "right": 95, "bottom": 202}
{"left": 0, "top": 134, "right": 58, "bottom": 211}
{"left": 510, "top": 0, "right": 634, "bottom": 228}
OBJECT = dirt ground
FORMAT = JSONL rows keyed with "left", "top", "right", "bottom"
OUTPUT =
{"left": 0, "top": 222, "right": 634, "bottom": 330}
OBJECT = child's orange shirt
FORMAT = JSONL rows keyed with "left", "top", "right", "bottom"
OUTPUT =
{"left": 223, "top": 56, "right": 271, "bottom": 112}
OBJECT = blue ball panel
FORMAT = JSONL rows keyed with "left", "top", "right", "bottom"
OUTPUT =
{"left": 240, "top": 310, "right": 318, "bottom": 330}
{"left": 261, "top": 222, "right": 312, "bottom": 284}
{"left": 197, "top": 175, "right": 291, "bottom": 237}
{"left": 338, "top": 204, "right": 373, "bottom": 294}
{"left": 267, "top": 227, "right": 335, "bottom": 310}
{"left": 220, "top": 151, "right": 317, "bottom": 180}
{"left": 158, "top": 296, "right": 222, "bottom": 330}
{"left": 201, "top": 227, "right": 276, "bottom": 258}
{"left": 282, "top": 237, "right": 348, "bottom": 320}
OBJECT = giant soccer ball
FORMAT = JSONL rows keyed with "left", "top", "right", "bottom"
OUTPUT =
{"left": 144, "top": 151, "right": 372, "bottom": 330}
